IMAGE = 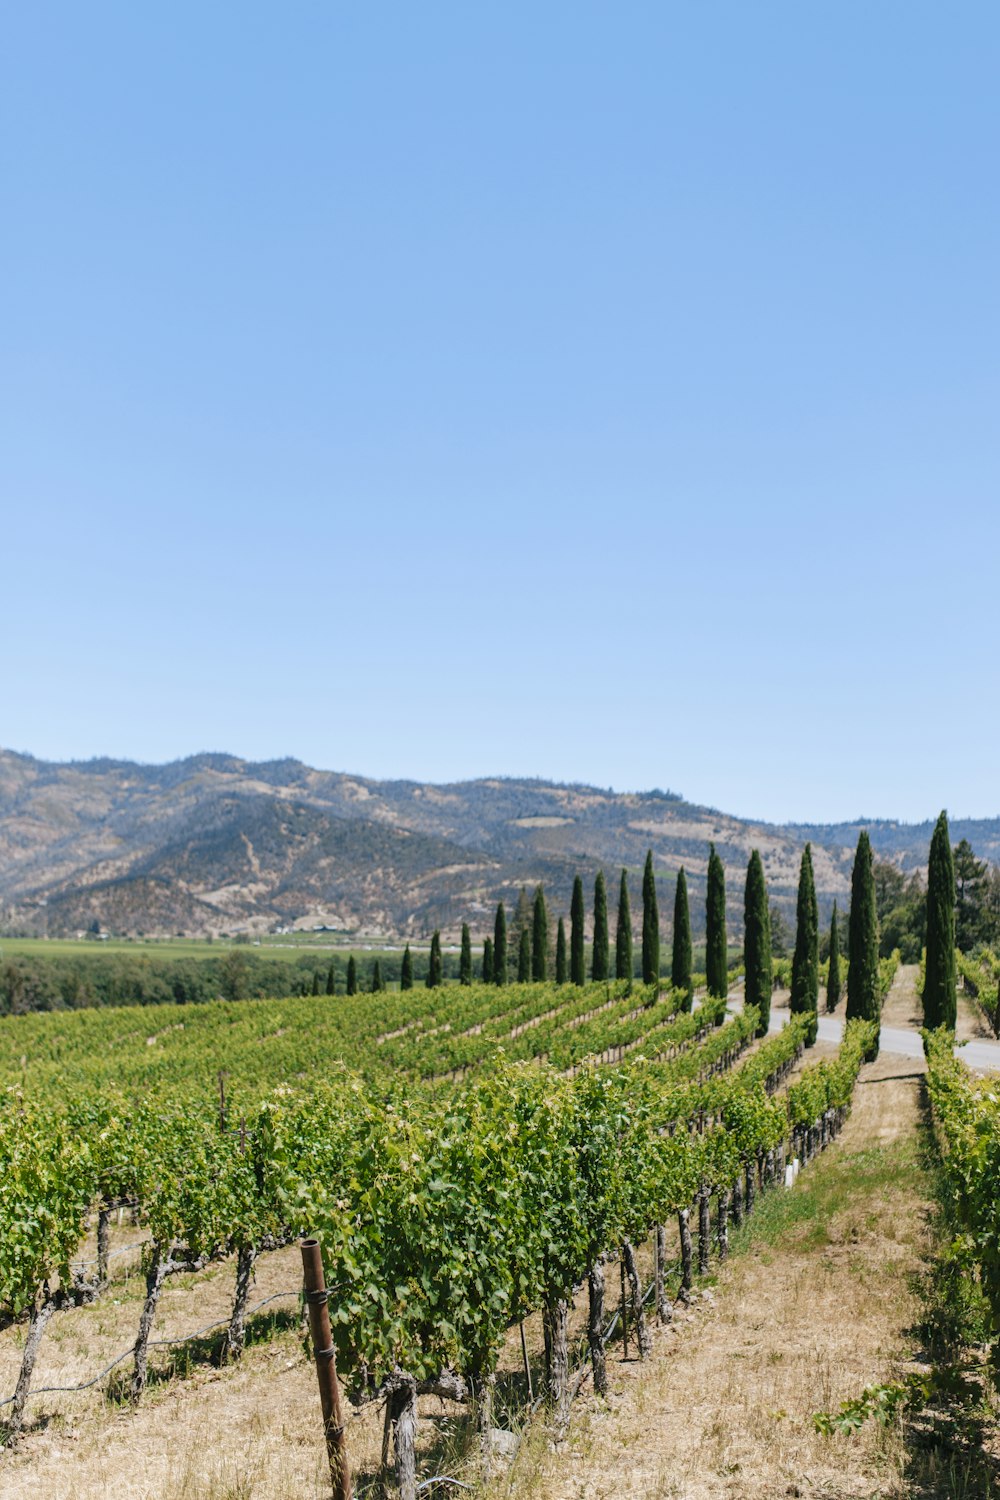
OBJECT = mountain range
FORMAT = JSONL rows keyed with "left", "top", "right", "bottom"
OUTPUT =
{"left": 1, "top": 749, "right": 997, "bottom": 940}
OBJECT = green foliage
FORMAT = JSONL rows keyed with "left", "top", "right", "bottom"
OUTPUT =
{"left": 925, "top": 812, "right": 957, "bottom": 1030}
{"left": 570, "top": 877, "right": 585, "bottom": 986}
{"left": 481, "top": 937, "right": 493, "bottom": 985}
{"left": 346, "top": 956, "right": 358, "bottom": 996}
{"left": 494, "top": 903, "right": 508, "bottom": 987}
{"left": 0, "top": 969, "right": 876, "bottom": 1412}
{"left": 827, "top": 904, "right": 841, "bottom": 1011}
{"left": 372, "top": 960, "right": 385, "bottom": 993}
{"left": 615, "top": 870, "right": 632, "bottom": 983}
{"left": 743, "top": 851, "right": 772, "bottom": 1038}
{"left": 813, "top": 1379, "right": 918, "bottom": 1436}
{"left": 641, "top": 850, "right": 659, "bottom": 986}
{"left": 954, "top": 839, "right": 990, "bottom": 954}
{"left": 532, "top": 887, "right": 548, "bottom": 983}
{"left": 846, "top": 831, "right": 880, "bottom": 1058}
{"left": 874, "top": 859, "right": 926, "bottom": 963}
{"left": 790, "top": 844, "right": 819, "bottom": 1046}
{"left": 924, "top": 1027, "right": 1000, "bottom": 1333}
{"left": 517, "top": 927, "right": 532, "bottom": 983}
{"left": 705, "top": 844, "right": 728, "bottom": 998}
{"left": 326, "top": 963, "right": 336, "bottom": 997}
{"left": 401, "top": 945, "right": 414, "bottom": 991}
{"left": 427, "top": 932, "right": 443, "bottom": 990}
{"left": 769, "top": 901, "right": 790, "bottom": 960}
{"left": 459, "top": 924, "right": 472, "bottom": 987}
{"left": 592, "top": 871, "right": 609, "bottom": 981}
{"left": 555, "top": 919, "right": 567, "bottom": 985}
{"left": 671, "top": 867, "right": 692, "bottom": 1010}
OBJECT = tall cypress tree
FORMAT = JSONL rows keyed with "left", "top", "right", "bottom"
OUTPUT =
{"left": 743, "top": 850, "right": 772, "bottom": 1038}
{"left": 311, "top": 969, "right": 321, "bottom": 996}
{"left": 826, "top": 905, "right": 841, "bottom": 1012}
{"left": 494, "top": 902, "right": 507, "bottom": 986}
{"left": 326, "top": 963, "right": 336, "bottom": 996}
{"left": 372, "top": 959, "right": 385, "bottom": 993}
{"left": 517, "top": 926, "right": 532, "bottom": 982}
{"left": 346, "top": 956, "right": 358, "bottom": 996}
{"left": 705, "top": 844, "right": 728, "bottom": 998}
{"left": 400, "top": 944, "right": 413, "bottom": 991}
{"left": 790, "top": 844, "right": 819, "bottom": 1045}
{"left": 924, "top": 810, "right": 957, "bottom": 1030}
{"left": 570, "top": 876, "right": 586, "bottom": 986}
{"left": 555, "top": 918, "right": 567, "bottom": 984}
{"left": 482, "top": 936, "right": 494, "bottom": 984}
{"left": 509, "top": 887, "right": 531, "bottom": 969}
{"left": 672, "top": 867, "right": 693, "bottom": 1010}
{"left": 615, "top": 869, "right": 633, "bottom": 982}
{"left": 846, "top": 830, "right": 880, "bottom": 1059}
{"left": 592, "top": 871, "right": 609, "bottom": 981}
{"left": 641, "top": 850, "right": 660, "bottom": 985}
{"left": 427, "top": 930, "right": 443, "bottom": 989}
{"left": 459, "top": 923, "right": 473, "bottom": 986}
{"left": 532, "top": 886, "right": 549, "bottom": 981}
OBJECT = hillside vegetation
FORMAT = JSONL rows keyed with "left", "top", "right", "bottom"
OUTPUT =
{"left": 4, "top": 750, "right": 999, "bottom": 939}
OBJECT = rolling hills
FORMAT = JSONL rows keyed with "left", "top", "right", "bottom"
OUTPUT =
{"left": 1, "top": 748, "right": 997, "bottom": 939}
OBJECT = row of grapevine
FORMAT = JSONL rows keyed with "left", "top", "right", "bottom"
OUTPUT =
{"left": 955, "top": 950, "right": 1000, "bottom": 1034}
{"left": 2, "top": 1014, "right": 874, "bottom": 1490}
{"left": 924, "top": 1028, "right": 1000, "bottom": 1324}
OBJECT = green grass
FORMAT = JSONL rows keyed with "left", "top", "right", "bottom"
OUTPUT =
{"left": 727, "top": 1136, "right": 929, "bottom": 1259}
{"left": 0, "top": 935, "right": 437, "bottom": 962}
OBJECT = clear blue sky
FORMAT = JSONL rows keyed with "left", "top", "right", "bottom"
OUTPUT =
{"left": 3, "top": 3, "right": 998, "bottom": 824}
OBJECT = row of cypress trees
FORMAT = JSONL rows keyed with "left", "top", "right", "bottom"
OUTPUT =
{"left": 326, "top": 819, "right": 958, "bottom": 1063}
{"left": 475, "top": 852, "right": 686, "bottom": 992}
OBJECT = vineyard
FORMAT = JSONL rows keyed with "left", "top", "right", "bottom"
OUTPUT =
{"left": 0, "top": 968, "right": 879, "bottom": 1498}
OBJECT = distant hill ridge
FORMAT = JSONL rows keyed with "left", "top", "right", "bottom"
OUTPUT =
{"left": 1, "top": 749, "right": 997, "bottom": 940}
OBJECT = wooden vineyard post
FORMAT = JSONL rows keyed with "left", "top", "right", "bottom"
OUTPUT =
{"left": 619, "top": 1255, "right": 629, "bottom": 1358}
{"left": 301, "top": 1238, "right": 352, "bottom": 1500}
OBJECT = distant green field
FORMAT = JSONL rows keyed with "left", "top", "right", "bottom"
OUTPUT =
{"left": 0, "top": 935, "right": 437, "bottom": 963}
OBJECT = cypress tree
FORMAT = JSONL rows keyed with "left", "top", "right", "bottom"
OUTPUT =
{"left": 532, "top": 886, "right": 549, "bottom": 981}
{"left": 641, "top": 850, "right": 660, "bottom": 986}
{"left": 326, "top": 963, "right": 336, "bottom": 996}
{"left": 494, "top": 902, "right": 508, "bottom": 986}
{"left": 743, "top": 850, "right": 772, "bottom": 1038}
{"left": 555, "top": 918, "right": 567, "bottom": 984}
{"left": 427, "top": 930, "right": 443, "bottom": 989}
{"left": 592, "top": 871, "right": 609, "bottom": 980}
{"left": 924, "top": 810, "right": 957, "bottom": 1030}
{"left": 482, "top": 936, "right": 494, "bottom": 984}
{"left": 517, "top": 926, "right": 532, "bottom": 982}
{"left": 615, "top": 869, "right": 633, "bottom": 982}
{"left": 459, "top": 923, "right": 473, "bottom": 986}
{"left": 789, "top": 844, "right": 819, "bottom": 1045}
{"left": 510, "top": 887, "right": 531, "bottom": 968}
{"left": 311, "top": 970, "right": 321, "bottom": 996}
{"left": 672, "top": 867, "right": 693, "bottom": 1010}
{"left": 846, "top": 830, "right": 880, "bottom": 1059}
{"left": 346, "top": 956, "right": 358, "bottom": 996}
{"left": 570, "top": 876, "right": 586, "bottom": 986}
{"left": 400, "top": 944, "right": 413, "bottom": 991}
{"left": 826, "top": 905, "right": 841, "bottom": 1012}
{"left": 705, "top": 844, "right": 728, "bottom": 998}
{"left": 372, "top": 959, "right": 384, "bottom": 993}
